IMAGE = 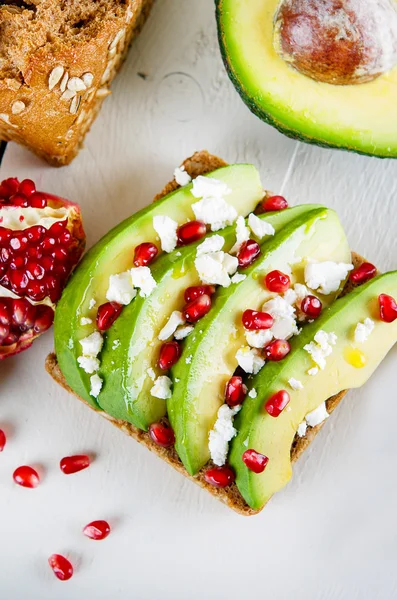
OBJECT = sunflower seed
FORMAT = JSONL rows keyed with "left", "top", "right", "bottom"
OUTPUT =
{"left": 0, "top": 113, "right": 17, "bottom": 127}
{"left": 60, "top": 72, "right": 69, "bottom": 93}
{"left": 109, "top": 28, "right": 126, "bottom": 50}
{"left": 67, "top": 77, "right": 86, "bottom": 92}
{"left": 11, "top": 101, "right": 26, "bottom": 115}
{"left": 70, "top": 95, "right": 81, "bottom": 114}
{"left": 61, "top": 89, "right": 76, "bottom": 101}
{"left": 108, "top": 46, "right": 117, "bottom": 59}
{"left": 48, "top": 66, "right": 64, "bottom": 90}
{"left": 96, "top": 88, "right": 111, "bottom": 98}
{"left": 82, "top": 73, "right": 94, "bottom": 88}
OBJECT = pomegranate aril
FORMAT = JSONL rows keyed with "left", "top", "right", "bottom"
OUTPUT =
{"left": 158, "top": 341, "right": 181, "bottom": 370}
{"left": 18, "top": 179, "right": 36, "bottom": 196}
{"left": 242, "top": 449, "right": 269, "bottom": 473}
{"left": 264, "top": 390, "right": 290, "bottom": 417}
{"left": 26, "top": 260, "right": 45, "bottom": 280}
{"left": 27, "top": 281, "right": 47, "bottom": 301}
{"left": 41, "top": 256, "right": 55, "bottom": 271}
{"left": 133, "top": 242, "right": 158, "bottom": 267}
{"left": 13, "top": 465, "right": 40, "bottom": 488}
{"left": 0, "top": 323, "right": 9, "bottom": 342}
{"left": 0, "top": 429, "right": 6, "bottom": 451}
{"left": 49, "top": 221, "right": 67, "bottom": 237}
{"left": 11, "top": 193, "right": 28, "bottom": 207}
{"left": 204, "top": 465, "right": 235, "bottom": 488}
{"left": 379, "top": 294, "right": 397, "bottom": 323}
{"left": 183, "top": 294, "right": 212, "bottom": 323}
{"left": 262, "top": 195, "right": 288, "bottom": 212}
{"left": 177, "top": 220, "right": 207, "bottom": 245}
{"left": 59, "top": 230, "right": 72, "bottom": 246}
{"left": 149, "top": 422, "right": 175, "bottom": 447}
{"left": 0, "top": 227, "right": 11, "bottom": 244}
{"left": 33, "top": 305, "right": 54, "bottom": 333}
{"left": 225, "top": 375, "right": 246, "bottom": 407}
{"left": 184, "top": 284, "right": 216, "bottom": 303}
{"left": 264, "top": 339, "right": 291, "bottom": 361}
{"left": 0, "top": 301, "right": 10, "bottom": 324}
{"left": 0, "top": 177, "right": 19, "bottom": 198}
{"left": 96, "top": 302, "right": 123, "bottom": 331}
{"left": 29, "top": 192, "right": 47, "bottom": 208}
{"left": 10, "top": 233, "right": 29, "bottom": 253}
{"left": 26, "top": 225, "right": 45, "bottom": 243}
{"left": 60, "top": 454, "right": 90, "bottom": 475}
{"left": 265, "top": 270, "right": 291, "bottom": 293}
{"left": 350, "top": 262, "right": 377, "bottom": 285}
{"left": 83, "top": 520, "right": 111, "bottom": 541}
{"left": 237, "top": 239, "right": 261, "bottom": 268}
{"left": 48, "top": 554, "right": 73, "bottom": 581}
{"left": 242, "top": 309, "right": 273, "bottom": 330}
{"left": 12, "top": 298, "right": 36, "bottom": 328}
{"left": 9, "top": 256, "right": 25, "bottom": 270}
{"left": 301, "top": 295, "right": 322, "bottom": 319}
{"left": 9, "top": 269, "right": 29, "bottom": 293}
{"left": 41, "top": 237, "right": 56, "bottom": 252}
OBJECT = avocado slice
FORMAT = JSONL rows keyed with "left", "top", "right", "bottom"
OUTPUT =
{"left": 216, "top": 0, "right": 397, "bottom": 157}
{"left": 168, "top": 208, "right": 351, "bottom": 475}
{"left": 230, "top": 271, "right": 397, "bottom": 510}
{"left": 54, "top": 164, "right": 263, "bottom": 407}
{"left": 98, "top": 205, "right": 320, "bottom": 430}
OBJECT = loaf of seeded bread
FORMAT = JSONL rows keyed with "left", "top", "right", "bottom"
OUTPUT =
{"left": 0, "top": 0, "right": 153, "bottom": 166}
{"left": 45, "top": 150, "right": 366, "bottom": 515}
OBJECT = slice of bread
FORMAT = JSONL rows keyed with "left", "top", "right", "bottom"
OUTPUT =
{"left": 45, "top": 150, "right": 367, "bottom": 515}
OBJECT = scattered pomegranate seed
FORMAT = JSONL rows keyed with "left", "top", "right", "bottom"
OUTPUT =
{"left": 264, "top": 339, "right": 291, "bottom": 361}
{"left": 13, "top": 465, "right": 40, "bottom": 488}
{"left": 60, "top": 455, "right": 90, "bottom": 475}
{"left": 96, "top": 302, "right": 123, "bottom": 331}
{"left": 262, "top": 195, "right": 288, "bottom": 212}
{"left": 350, "top": 262, "right": 377, "bottom": 285}
{"left": 242, "top": 449, "right": 269, "bottom": 473}
{"left": 183, "top": 294, "right": 212, "bottom": 323}
{"left": 48, "top": 554, "right": 74, "bottom": 581}
{"left": 265, "top": 270, "right": 291, "bottom": 293}
{"left": 83, "top": 520, "right": 111, "bottom": 541}
{"left": 242, "top": 309, "right": 273, "bottom": 330}
{"left": 301, "top": 295, "right": 322, "bottom": 319}
{"left": 237, "top": 239, "right": 261, "bottom": 268}
{"left": 133, "top": 242, "right": 158, "bottom": 267}
{"left": 177, "top": 220, "right": 207, "bottom": 245}
{"left": 158, "top": 341, "right": 181, "bottom": 370}
{"left": 149, "top": 422, "right": 175, "bottom": 447}
{"left": 225, "top": 376, "right": 246, "bottom": 407}
{"left": 18, "top": 179, "right": 36, "bottom": 197}
{"left": 379, "top": 294, "right": 397, "bottom": 323}
{"left": 184, "top": 284, "right": 216, "bottom": 303}
{"left": 0, "top": 429, "right": 6, "bottom": 451}
{"left": 264, "top": 390, "right": 290, "bottom": 417}
{"left": 204, "top": 465, "right": 235, "bottom": 488}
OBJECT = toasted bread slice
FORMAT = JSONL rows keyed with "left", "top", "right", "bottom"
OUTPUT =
{"left": 45, "top": 150, "right": 367, "bottom": 515}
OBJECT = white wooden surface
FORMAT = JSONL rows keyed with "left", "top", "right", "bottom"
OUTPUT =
{"left": 1, "top": 1, "right": 397, "bottom": 598}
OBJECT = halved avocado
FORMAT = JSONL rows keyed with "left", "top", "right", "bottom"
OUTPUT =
{"left": 230, "top": 271, "right": 397, "bottom": 510}
{"left": 54, "top": 164, "right": 263, "bottom": 407}
{"left": 168, "top": 207, "right": 351, "bottom": 475}
{"left": 98, "top": 205, "right": 320, "bottom": 430}
{"left": 216, "top": 0, "right": 397, "bottom": 157}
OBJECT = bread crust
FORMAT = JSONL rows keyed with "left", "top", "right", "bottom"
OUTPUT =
{"left": 45, "top": 150, "right": 367, "bottom": 515}
{"left": 0, "top": 0, "right": 153, "bottom": 166}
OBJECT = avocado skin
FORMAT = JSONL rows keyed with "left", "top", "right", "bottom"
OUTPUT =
{"left": 215, "top": 0, "right": 394, "bottom": 159}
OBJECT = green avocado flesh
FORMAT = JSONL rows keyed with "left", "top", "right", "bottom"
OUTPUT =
{"left": 54, "top": 164, "right": 263, "bottom": 407}
{"left": 98, "top": 205, "right": 320, "bottom": 430}
{"left": 230, "top": 272, "right": 397, "bottom": 510}
{"left": 168, "top": 208, "right": 351, "bottom": 476}
{"left": 216, "top": 0, "right": 397, "bottom": 157}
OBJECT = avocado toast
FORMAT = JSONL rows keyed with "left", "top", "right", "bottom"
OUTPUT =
{"left": 47, "top": 151, "right": 397, "bottom": 515}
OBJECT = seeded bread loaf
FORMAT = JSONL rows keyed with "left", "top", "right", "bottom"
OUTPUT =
{"left": 0, "top": 0, "right": 153, "bottom": 166}
{"left": 45, "top": 150, "right": 366, "bottom": 515}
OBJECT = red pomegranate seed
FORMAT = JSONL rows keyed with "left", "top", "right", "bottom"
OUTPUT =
{"left": 0, "top": 429, "right": 6, "bottom": 451}
{"left": 48, "top": 554, "right": 73, "bottom": 581}
{"left": 183, "top": 294, "right": 212, "bottom": 323}
{"left": 33, "top": 305, "right": 54, "bottom": 333}
{"left": 0, "top": 177, "right": 19, "bottom": 198}
{"left": 26, "top": 225, "right": 45, "bottom": 243}
{"left": 83, "top": 520, "right": 111, "bottom": 541}
{"left": 158, "top": 341, "right": 181, "bottom": 370}
{"left": 29, "top": 192, "right": 47, "bottom": 208}
{"left": 262, "top": 195, "right": 288, "bottom": 212}
{"left": 177, "top": 220, "right": 207, "bottom": 245}
{"left": 265, "top": 390, "right": 290, "bottom": 417}
{"left": 225, "top": 376, "right": 246, "bottom": 407}
{"left": 265, "top": 270, "right": 291, "bottom": 293}
{"left": 96, "top": 302, "right": 123, "bottom": 331}
{"left": 11, "top": 193, "right": 29, "bottom": 207}
{"left": 242, "top": 309, "right": 273, "bottom": 330}
{"left": 13, "top": 465, "right": 40, "bottom": 488}
{"left": 350, "top": 262, "right": 377, "bottom": 285}
{"left": 301, "top": 295, "right": 322, "bottom": 318}
{"left": 242, "top": 449, "right": 269, "bottom": 473}
{"left": 60, "top": 455, "right": 90, "bottom": 475}
{"left": 184, "top": 285, "right": 215, "bottom": 303}
{"left": 237, "top": 239, "right": 261, "bottom": 268}
{"left": 149, "top": 422, "right": 175, "bottom": 447}
{"left": 133, "top": 242, "right": 158, "bottom": 267}
{"left": 204, "top": 465, "right": 235, "bottom": 488}
{"left": 379, "top": 294, "right": 397, "bottom": 323}
{"left": 27, "top": 281, "right": 47, "bottom": 301}
{"left": 12, "top": 298, "right": 36, "bottom": 328}
{"left": 18, "top": 179, "right": 36, "bottom": 197}
{"left": 264, "top": 339, "right": 291, "bottom": 361}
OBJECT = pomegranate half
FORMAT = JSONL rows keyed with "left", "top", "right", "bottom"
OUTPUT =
{"left": 0, "top": 177, "right": 85, "bottom": 359}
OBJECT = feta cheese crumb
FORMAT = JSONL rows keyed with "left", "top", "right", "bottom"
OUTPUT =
{"left": 354, "top": 318, "right": 375, "bottom": 344}
{"left": 174, "top": 325, "right": 194, "bottom": 340}
{"left": 208, "top": 404, "right": 241, "bottom": 466}
{"left": 230, "top": 216, "right": 250, "bottom": 254}
{"left": 248, "top": 388, "right": 257, "bottom": 398}
{"left": 289, "top": 377, "right": 304, "bottom": 390}
{"left": 153, "top": 215, "right": 178, "bottom": 253}
{"left": 79, "top": 331, "right": 103, "bottom": 357}
{"left": 262, "top": 295, "right": 299, "bottom": 340}
{"left": 147, "top": 367, "right": 156, "bottom": 381}
{"left": 88, "top": 299, "right": 96, "bottom": 310}
{"left": 158, "top": 311, "right": 186, "bottom": 341}
{"left": 308, "top": 367, "right": 319, "bottom": 376}
{"left": 192, "top": 197, "right": 238, "bottom": 232}
{"left": 245, "top": 328, "right": 273, "bottom": 349}
{"left": 304, "top": 330, "right": 337, "bottom": 370}
{"left": 305, "top": 402, "right": 329, "bottom": 427}
{"left": 196, "top": 235, "right": 224, "bottom": 255}
{"left": 191, "top": 175, "right": 232, "bottom": 200}
{"left": 248, "top": 213, "right": 275, "bottom": 239}
{"left": 80, "top": 317, "right": 92, "bottom": 326}
{"left": 231, "top": 273, "right": 246, "bottom": 284}
{"left": 222, "top": 253, "right": 238, "bottom": 276}
{"left": 106, "top": 272, "right": 137, "bottom": 305}
{"left": 77, "top": 356, "right": 100, "bottom": 374}
{"left": 130, "top": 266, "right": 156, "bottom": 298}
{"left": 236, "top": 346, "right": 265, "bottom": 374}
{"left": 90, "top": 374, "right": 103, "bottom": 398}
{"left": 304, "top": 261, "right": 353, "bottom": 295}
{"left": 150, "top": 375, "right": 172, "bottom": 399}
{"left": 174, "top": 165, "right": 191, "bottom": 186}
{"left": 112, "top": 339, "right": 120, "bottom": 350}
{"left": 195, "top": 251, "right": 232, "bottom": 287}
{"left": 297, "top": 421, "right": 307, "bottom": 437}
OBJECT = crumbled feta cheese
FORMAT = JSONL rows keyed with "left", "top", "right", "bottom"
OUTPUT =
{"left": 289, "top": 377, "right": 304, "bottom": 391}
{"left": 231, "top": 273, "right": 246, "bottom": 284}
{"left": 262, "top": 295, "right": 299, "bottom": 340}
{"left": 196, "top": 235, "right": 225, "bottom": 255}
{"left": 304, "top": 261, "right": 353, "bottom": 295}
{"left": 248, "top": 213, "right": 275, "bottom": 239}
{"left": 79, "top": 331, "right": 103, "bottom": 357}
{"left": 192, "top": 198, "right": 238, "bottom": 232}
{"left": 236, "top": 346, "right": 265, "bottom": 374}
{"left": 308, "top": 367, "right": 319, "bottom": 376}
{"left": 195, "top": 251, "right": 231, "bottom": 287}
{"left": 130, "top": 266, "right": 156, "bottom": 298}
{"left": 304, "top": 330, "right": 337, "bottom": 370}
{"left": 230, "top": 216, "right": 250, "bottom": 254}
{"left": 106, "top": 272, "right": 137, "bottom": 305}
{"left": 208, "top": 404, "right": 241, "bottom": 466}
{"left": 153, "top": 215, "right": 178, "bottom": 252}
{"left": 222, "top": 253, "right": 239, "bottom": 275}
{"left": 186, "top": 355, "right": 192, "bottom": 364}
{"left": 191, "top": 175, "right": 232, "bottom": 200}
{"left": 90, "top": 374, "right": 103, "bottom": 398}
{"left": 88, "top": 299, "right": 96, "bottom": 310}
{"left": 174, "top": 165, "right": 191, "bottom": 186}
{"left": 158, "top": 311, "right": 186, "bottom": 341}
{"left": 297, "top": 421, "right": 307, "bottom": 437}
{"left": 305, "top": 402, "right": 329, "bottom": 427}
{"left": 354, "top": 318, "right": 375, "bottom": 344}
{"left": 80, "top": 317, "right": 92, "bottom": 326}
{"left": 245, "top": 328, "right": 273, "bottom": 349}
{"left": 150, "top": 375, "right": 172, "bottom": 399}
{"left": 77, "top": 356, "right": 100, "bottom": 374}
{"left": 248, "top": 388, "right": 257, "bottom": 398}
{"left": 112, "top": 339, "right": 120, "bottom": 350}
{"left": 174, "top": 325, "right": 194, "bottom": 340}
{"left": 147, "top": 367, "right": 156, "bottom": 381}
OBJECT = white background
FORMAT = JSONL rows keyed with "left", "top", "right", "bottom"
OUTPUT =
{"left": 1, "top": 1, "right": 397, "bottom": 598}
